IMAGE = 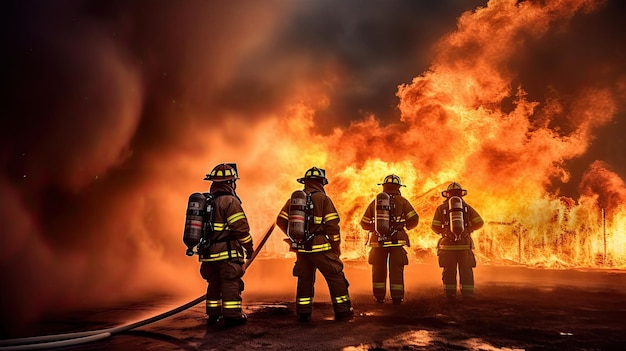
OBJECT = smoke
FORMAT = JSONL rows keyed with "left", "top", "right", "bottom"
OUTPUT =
{"left": 2, "top": 0, "right": 626, "bottom": 336}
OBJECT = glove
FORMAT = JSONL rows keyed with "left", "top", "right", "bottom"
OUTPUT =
{"left": 243, "top": 245, "right": 254, "bottom": 260}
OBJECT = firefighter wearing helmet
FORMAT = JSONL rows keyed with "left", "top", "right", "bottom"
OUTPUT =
{"left": 276, "top": 167, "right": 353, "bottom": 322}
{"left": 431, "top": 182, "right": 484, "bottom": 300}
{"left": 359, "top": 174, "right": 419, "bottom": 304}
{"left": 196, "top": 163, "right": 254, "bottom": 326}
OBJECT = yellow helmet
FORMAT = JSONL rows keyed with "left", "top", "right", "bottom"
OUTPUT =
{"left": 297, "top": 167, "right": 328, "bottom": 185}
{"left": 441, "top": 182, "right": 467, "bottom": 197}
{"left": 204, "top": 163, "right": 239, "bottom": 182}
{"left": 378, "top": 174, "right": 406, "bottom": 187}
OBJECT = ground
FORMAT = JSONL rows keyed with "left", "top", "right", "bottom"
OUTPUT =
{"left": 4, "top": 259, "right": 626, "bottom": 351}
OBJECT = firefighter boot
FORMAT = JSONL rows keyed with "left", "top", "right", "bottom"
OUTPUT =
{"left": 298, "top": 313, "right": 311, "bottom": 322}
{"left": 334, "top": 308, "right": 354, "bottom": 322}
{"left": 224, "top": 314, "right": 247, "bottom": 327}
{"left": 207, "top": 315, "right": 222, "bottom": 325}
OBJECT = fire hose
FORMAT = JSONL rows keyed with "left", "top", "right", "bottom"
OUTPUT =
{"left": 0, "top": 222, "right": 277, "bottom": 351}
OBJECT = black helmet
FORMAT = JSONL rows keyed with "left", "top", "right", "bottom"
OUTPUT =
{"left": 441, "top": 182, "right": 467, "bottom": 197}
{"left": 378, "top": 174, "right": 406, "bottom": 187}
{"left": 204, "top": 163, "right": 239, "bottom": 182}
{"left": 297, "top": 167, "right": 328, "bottom": 185}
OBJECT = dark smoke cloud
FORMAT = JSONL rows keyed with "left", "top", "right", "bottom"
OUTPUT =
{"left": 2, "top": 0, "right": 626, "bottom": 336}
{"left": 218, "top": 0, "right": 488, "bottom": 133}
{"left": 508, "top": 0, "right": 626, "bottom": 196}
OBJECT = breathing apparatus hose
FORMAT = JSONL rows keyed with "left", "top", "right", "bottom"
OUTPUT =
{"left": 0, "top": 223, "right": 277, "bottom": 351}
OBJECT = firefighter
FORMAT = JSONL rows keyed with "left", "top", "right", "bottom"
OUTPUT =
{"left": 199, "top": 163, "right": 254, "bottom": 326}
{"left": 431, "top": 182, "right": 484, "bottom": 300}
{"left": 360, "top": 174, "right": 419, "bottom": 304}
{"left": 276, "top": 167, "right": 354, "bottom": 322}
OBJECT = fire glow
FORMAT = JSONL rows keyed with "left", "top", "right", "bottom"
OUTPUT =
{"left": 3, "top": 0, "right": 626, "bottom": 336}
{"left": 217, "top": 0, "right": 626, "bottom": 269}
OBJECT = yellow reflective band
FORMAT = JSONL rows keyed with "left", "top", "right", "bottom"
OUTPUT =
{"left": 334, "top": 295, "right": 350, "bottom": 303}
{"left": 362, "top": 216, "right": 371, "bottom": 223}
{"left": 200, "top": 250, "right": 242, "bottom": 261}
{"left": 206, "top": 300, "right": 222, "bottom": 308}
{"left": 439, "top": 245, "right": 470, "bottom": 250}
{"left": 373, "top": 282, "right": 385, "bottom": 288}
{"left": 239, "top": 234, "right": 252, "bottom": 244}
{"left": 297, "top": 297, "right": 312, "bottom": 305}
{"left": 390, "top": 284, "right": 403, "bottom": 291}
{"left": 227, "top": 212, "right": 246, "bottom": 224}
{"left": 297, "top": 243, "right": 331, "bottom": 253}
{"left": 407, "top": 210, "right": 417, "bottom": 219}
{"left": 461, "top": 285, "right": 474, "bottom": 290}
{"left": 432, "top": 220, "right": 442, "bottom": 226}
{"left": 279, "top": 211, "right": 288, "bottom": 220}
{"left": 213, "top": 222, "right": 228, "bottom": 231}
{"left": 472, "top": 217, "right": 484, "bottom": 224}
{"left": 395, "top": 217, "right": 405, "bottom": 223}
{"left": 332, "top": 234, "right": 340, "bottom": 241}
{"left": 444, "top": 284, "right": 457, "bottom": 290}
{"left": 313, "top": 216, "right": 323, "bottom": 224}
{"left": 325, "top": 213, "right": 339, "bottom": 221}
{"left": 381, "top": 240, "right": 407, "bottom": 247}
{"left": 223, "top": 301, "right": 241, "bottom": 309}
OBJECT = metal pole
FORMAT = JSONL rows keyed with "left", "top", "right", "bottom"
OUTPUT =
{"left": 518, "top": 227, "right": 522, "bottom": 264}
{"left": 602, "top": 207, "right": 606, "bottom": 265}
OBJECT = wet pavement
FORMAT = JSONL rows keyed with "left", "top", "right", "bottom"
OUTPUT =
{"left": 3, "top": 259, "right": 626, "bottom": 350}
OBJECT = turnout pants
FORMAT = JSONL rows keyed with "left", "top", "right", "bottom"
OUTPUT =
{"left": 438, "top": 247, "right": 476, "bottom": 297}
{"left": 292, "top": 251, "right": 351, "bottom": 316}
{"left": 200, "top": 260, "right": 245, "bottom": 318}
{"left": 368, "top": 247, "right": 408, "bottom": 301}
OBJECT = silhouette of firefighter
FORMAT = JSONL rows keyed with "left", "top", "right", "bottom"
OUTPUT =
{"left": 360, "top": 174, "right": 419, "bottom": 304}
{"left": 276, "top": 167, "right": 354, "bottom": 322}
{"left": 431, "top": 182, "right": 484, "bottom": 299}
{"left": 183, "top": 163, "right": 253, "bottom": 326}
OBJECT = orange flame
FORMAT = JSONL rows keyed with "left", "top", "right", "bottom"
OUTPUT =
{"left": 190, "top": 0, "right": 624, "bottom": 269}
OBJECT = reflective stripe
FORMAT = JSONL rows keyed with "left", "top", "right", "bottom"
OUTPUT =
{"left": 406, "top": 210, "right": 417, "bottom": 219}
{"left": 432, "top": 219, "right": 442, "bottom": 226}
{"left": 297, "top": 297, "right": 312, "bottom": 305}
{"left": 380, "top": 240, "right": 407, "bottom": 247}
{"left": 199, "top": 250, "right": 242, "bottom": 262}
{"left": 223, "top": 300, "right": 241, "bottom": 309}
{"left": 361, "top": 216, "right": 371, "bottom": 223}
{"left": 313, "top": 216, "right": 323, "bottom": 224}
{"left": 444, "top": 284, "right": 457, "bottom": 291}
{"left": 390, "top": 284, "right": 403, "bottom": 291}
{"left": 296, "top": 243, "right": 331, "bottom": 253}
{"left": 373, "top": 282, "right": 386, "bottom": 289}
{"left": 331, "top": 234, "right": 340, "bottom": 241}
{"left": 279, "top": 211, "right": 289, "bottom": 220}
{"left": 239, "top": 234, "right": 252, "bottom": 244}
{"left": 206, "top": 300, "right": 221, "bottom": 308}
{"left": 461, "top": 285, "right": 474, "bottom": 291}
{"left": 227, "top": 212, "right": 246, "bottom": 224}
{"left": 334, "top": 295, "right": 350, "bottom": 304}
{"left": 213, "top": 222, "right": 228, "bottom": 231}
{"left": 472, "top": 217, "right": 483, "bottom": 224}
{"left": 324, "top": 213, "right": 339, "bottom": 221}
{"left": 439, "top": 245, "right": 470, "bottom": 250}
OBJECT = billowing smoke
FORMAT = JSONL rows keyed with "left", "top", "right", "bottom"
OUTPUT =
{"left": 2, "top": 0, "right": 626, "bottom": 336}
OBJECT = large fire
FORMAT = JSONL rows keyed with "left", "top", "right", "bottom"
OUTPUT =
{"left": 192, "top": 0, "right": 625, "bottom": 269}
{"left": 3, "top": 0, "right": 626, "bottom": 336}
